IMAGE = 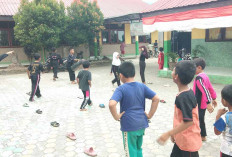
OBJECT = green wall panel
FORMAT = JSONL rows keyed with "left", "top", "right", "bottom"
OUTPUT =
{"left": 191, "top": 39, "right": 232, "bottom": 68}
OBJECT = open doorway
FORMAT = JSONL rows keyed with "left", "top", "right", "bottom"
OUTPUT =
{"left": 171, "top": 31, "right": 191, "bottom": 57}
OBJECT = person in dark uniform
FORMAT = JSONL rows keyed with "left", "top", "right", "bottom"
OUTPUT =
{"left": 139, "top": 46, "right": 149, "bottom": 84}
{"left": 0, "top": 51, "right": 14, "bottom": 62}
{"left": 67, "top": 48, "right": 78, "bottom": 84}
{"left": 49, "top": 47, "right": 61, "bottom": 81}
{"left": 27, "top": 53, "right": 44, "bottom": 102}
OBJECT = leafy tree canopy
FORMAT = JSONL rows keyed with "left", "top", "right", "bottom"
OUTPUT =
{"left": 14, "top": 0, "right": 66, "bottom": 57}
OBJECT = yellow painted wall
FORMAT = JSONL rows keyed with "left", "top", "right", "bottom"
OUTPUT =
{"left": 151, "top": 31, "right": 158, "bottom": 43}
{"left": 192, "top": 29, "right": 205, "bottom": 39}
{"left": 164, "top": 31, "right": 171, "bottom": 41}
{"left": 99, "top": 32, "right": 102, "bottom": 46}
{"left": 125, "top": 23, "right": 131, "bottom": 44}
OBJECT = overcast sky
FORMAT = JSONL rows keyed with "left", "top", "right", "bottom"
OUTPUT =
{"left": 143, "top": 0, "right": 158, "bottom": 4}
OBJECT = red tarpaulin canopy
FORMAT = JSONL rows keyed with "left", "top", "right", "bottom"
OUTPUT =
{"left": 142, "top": 5, "right": 232, "bottom": 32}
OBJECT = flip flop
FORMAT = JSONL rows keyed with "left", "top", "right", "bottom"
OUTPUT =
{"left": 66, "top": 133, "right": 77, "bottom": 140}
{"left": 147, "top": 82, "right": 153, "bottom": 84}
{"left": 50, "top": 121, "right": 60, "bottom": 127}
{"left": 77, "top": 96, "right": 83, "bottom": 99}
{"left": 23, "top": 103, "right": 29, "bottom": 107}
{"left": 160, "top": 100, "right": 166, "bottom": 103}
{"left": 148, "top": 119, "right": 151, "bottom": 123}
{"left": 84, "top": 147, "right": 97, "bottom": 156}
{"left": 99, "top": 104, "right": 105, "bottom": 108}
{"left": 26, "top": 92, "right": 31, "bottom": 96}
{"left": 36, "top": 109, "right": 42, "bottom": 114}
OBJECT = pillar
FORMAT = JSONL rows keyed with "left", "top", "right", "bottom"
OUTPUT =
{"left": 125, "top": 24, "right": 131, "bottom": 44}
{"left": 163, "top": 31, "right": 171, "bottom": 70}
{"left": 94, "top": 37, "right": 98, "bottom": 57}
{"left": 135, "top": 35, "right": 139, "bottom": 56}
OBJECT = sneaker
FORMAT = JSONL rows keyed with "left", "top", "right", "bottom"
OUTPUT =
{"left": 37, "top": 95, "right": 42, "bottom": 98}
{"left": 29, "top": 98, "right": 34, "bottom": 102}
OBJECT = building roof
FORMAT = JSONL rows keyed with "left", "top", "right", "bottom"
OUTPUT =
{"left": 0, "top": 0, "right": 150, "bottom": 19}
{"left": 97, "top": 0, "right": 150, "bottom": 19}
{"left": 142, "top": 0, "right": 218, "bottom": 13}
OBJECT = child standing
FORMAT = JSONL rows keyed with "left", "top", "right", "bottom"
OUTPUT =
{"left": 27, "top": 53, "right": 44, "bottom": 102}
{"left": 214, "top": 84, "right": 232, "bottom": 157}
{"left": 157, "top": 60, "right": 202, "bottom": 157}
{"left": 193, "top": 58, "right": 217, "bottom": 141}
{"left": 67, "top": 48, "right": 78, "bottom": 84}
{"left": 109, "top": 61, "right": 159, "bottom": 156}
{"left": 139, "top": 46, "right": 149, "bottom": 84}
{"left": 158, "top": 47, "right": 164, "bottom": 70}
{"left": 111, "top": 52, "right": 121, "bottom": 87}
{"left": 49, "top": 47, "right": 61, "bottom": 81}
{"left": 77, "top": 61, "right": 92, "bottom": 111}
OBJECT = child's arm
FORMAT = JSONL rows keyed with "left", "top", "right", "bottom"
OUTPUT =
{"left": 145, "top": 95, "right": 159, "bottom": 119}
{"left": 26, "top": 69, "right": 31, "bottom": 79}
{"left": 109, "top": 100, "right": 125, "bottom": 121}
{"left": 88, "top": 80, "right": 91, "bottom": 87}
{"left": 214, "top": 108, "right": 227, "bottom": 135}
{"left": 76, "top": 78, "right": 79, "bottom": 85}
{"left": 195, "top": 76, "right": 214, "bottom": 113}
{"left": 208, "top": 81, "right": 217, "bottom": 108}
{"left": 157, "top": 121, "right": 193, "bottom": 145}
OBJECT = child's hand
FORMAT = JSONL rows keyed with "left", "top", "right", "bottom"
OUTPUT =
{"left": 157, "top": 132, "right": 170, "bottom": 145}
{"left": 207, "top": 103, "right": 214, "bottom": 113}
{"left": 6, "top": 51, "right": 14, "bottom": 55}
{"left": 145, "top": 112, "right": 152, "bottom": 119}
{"left": 212, "top": 99, "right": 217, "bottom": 108}
{"left": 115, "top": 111, "right": 125, "bottom": 121}
{"left": 216, "top": 108, "right": 228, "bottom": 118}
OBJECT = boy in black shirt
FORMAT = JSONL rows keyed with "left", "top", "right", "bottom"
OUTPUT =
{"left": 49, "top": 47, "right": 60, "bottom": 81}
{"left": 77, "top": 61, "right": 92, "bottom": 111}
{"left": 27, "top": 53, "right": 44, "bottom": 102}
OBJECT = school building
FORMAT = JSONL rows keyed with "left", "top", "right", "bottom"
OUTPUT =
{"left": 1, "top": 0, "right": 232, "bottom": 84}
{"left": 0, "top": 0, "right": 151, "bottom": 64}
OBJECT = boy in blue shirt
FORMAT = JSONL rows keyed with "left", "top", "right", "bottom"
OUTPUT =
{"left": 214, "top": 84, "right": 232, "bottom": 157}
{"left": 109, "top": 61, "right": 159, "bottom": 157}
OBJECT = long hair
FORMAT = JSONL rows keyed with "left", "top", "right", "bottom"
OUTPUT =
{"left": 139, "top": 46, "right": 147, "bottom": 53}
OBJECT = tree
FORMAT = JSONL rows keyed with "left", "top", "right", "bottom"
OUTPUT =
{"left": 14, "top": 0, "right": 66, "bottom": 60}
{"left": 65, "top": 0, "right": 104, "bottom": 56}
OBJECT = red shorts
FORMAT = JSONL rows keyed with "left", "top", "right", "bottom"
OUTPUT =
{"left": 121, "top": 51, "right": 125, "bottom": 54}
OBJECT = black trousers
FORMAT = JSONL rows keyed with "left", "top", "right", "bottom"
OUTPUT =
{"left": 53, "top": 64, "right": 58, "bottom": 78}
{"left": 198, "top": 107, "right": 207, "bottom": 137}
{"left": 30, "top": 75, "right": 41, "bottom": 100}
{"left": 112, "top": 65, "right": 121, "bottom": 86}
{"left": 221, "top": 152, "right": 232, "bottom": 157}
{"left": 139, "top": 61, "right": 146, "bottom": 83}
{"left": 67, "top": 66, "right": 75, "bottom": 81}
{"left": 171, "top": 144, "right": 199, "bottom": 157}
{"left": 80, "top": 90, "right": 92, "bottom": 109}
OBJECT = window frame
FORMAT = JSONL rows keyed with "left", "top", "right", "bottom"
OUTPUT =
{"left": 102, "top": 29, "right": 125, "bottom": 44}
{"left": 206, "top": 28, "right": 232, "bottom": 42}
{"left": 0, "top": 21, "right": 21, "bottom": 48}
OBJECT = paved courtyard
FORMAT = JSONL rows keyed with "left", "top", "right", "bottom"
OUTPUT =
{"left": 0, "top": 58, "right": 226, "bottom": 157}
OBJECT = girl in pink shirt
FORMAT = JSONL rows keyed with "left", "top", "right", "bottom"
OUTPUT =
{"left": 193, "top": 58, "right": 217, "bottom": 141}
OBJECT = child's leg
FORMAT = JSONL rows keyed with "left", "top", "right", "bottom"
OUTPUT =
{"left": 198, "top": 108, "right": 207, "bottom": 137}
{"left": 122, "top": 129, "right": 145, "bottom": 157}
{"left": 87, "top": 91, "right": 92, "bottom": 105}
{"left": 30, "top": 75, "right": 40, "bottom": 100}
{"left": 80, "top": 91, "right": 90, "bottom": 109}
